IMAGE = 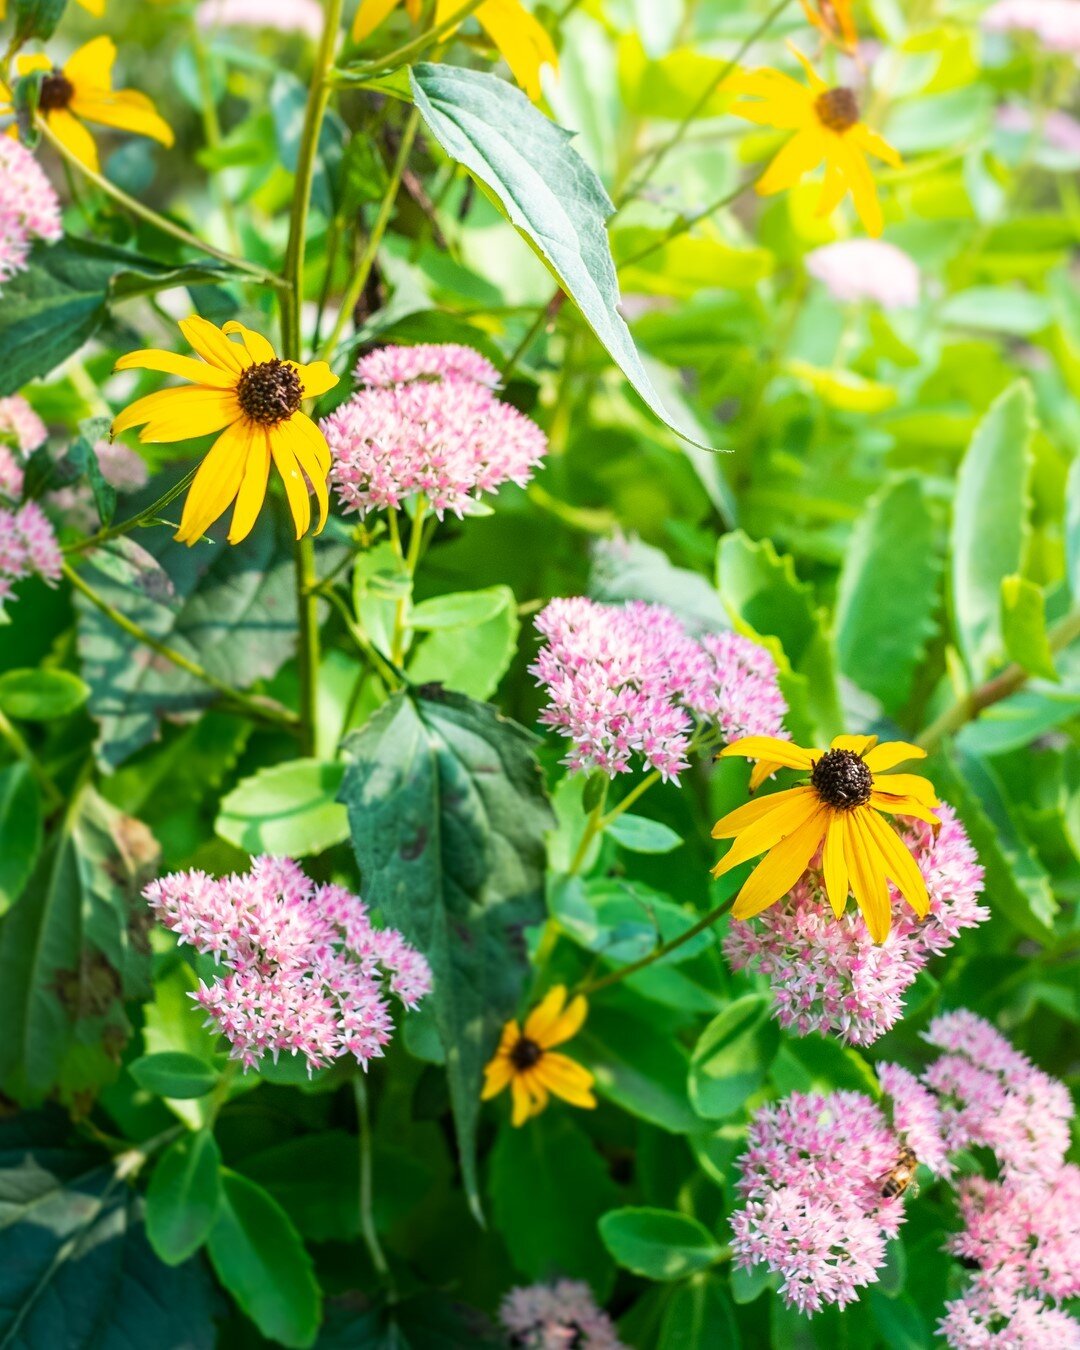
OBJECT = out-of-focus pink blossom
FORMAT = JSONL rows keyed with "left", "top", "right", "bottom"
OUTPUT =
{"left": 324, "top": 343, "right": 547, "bottom": 519}
{"left": 724, "top": 806, "right": 987, "bottom": 1045}
{"left": 93, "top": 439, "right": 149, "bottom": 492}
{"left": 940, "top": 1277, "right": 1080, "bottom": 1350}
{"left": 731, "top": 1090, "right": 913, "bottom": 1315}
{"left": 194, "top": 0, "right": 323, "bottom": 37}
{"left": 0, "top": 451, "right": 23, "bottom": 503}
{"left": 0, "top": 500, "right": 62, "bottom": 610}
{"left": 499, "top": 1280, "right": 627, "bottom": 1350}
{"left": 806, "top": 239, "right": 921, "bottom": 308}
{"left": 531, "top": 597, "right": 787, "bottom": 782}
{"left": 0, "top": 396, "right": 48, "bottom": 456}
{"left": 984, "top": 0, "right": 1080, "bottom": 52}
{"left": 0, "top": 140, "right": 62, "bottom": 288}
{"left": 145, "top": 857, "right": 432, "bottom": 1073}
{"left": 997, "top": 102, "right": 1080, "bottom": 155}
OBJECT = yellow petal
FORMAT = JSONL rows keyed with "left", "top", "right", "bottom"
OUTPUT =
{"left": 16, "top": 54, "right": 53, "bottom": 78}
{"left": 872, "top": 773, "right": 938, "bottom": 807}
{"left": 289, "top": 411, "right": 332, "bottom": 476}
{"left": 830, "top": 734, "right": 878, "bottom": 756}
{"left": 227, "top": 425, "right": 271, "bottom": 545}
{"left": 281, "top": 419, "right": 329, "bottom": 536}
{"left": 290, "top": 360, "right": 339, "bottom": 400}
{"left": 113, "top": 387, "right": 241, "bottom": 443}
{"left": 222, "top": 321, "right": 276, "bottom": 364}
{"left": 179, "top": 315, "right": 252, "bottom": 375}
{"left": 712, "top": 786, "right": 813, "bottom": 840}
{"left": 720, "top": 737, "right": 817, "bottom": 770}
{"left": 758, "top": 127, "right": 827, "bottom": 197}
{"left": 175, "top": 420, "right": 251, "bottom": 545}
{"left": 816, "top": 156, "right": 849, "bottom": 219}
{"left": 475, "top": 0, "right": 557, "bottom": 102}
{"left": 269, "top": 422, "right": 311, "bottom": 540}
{"left": 849, "top": 122, "right": 902, "bottom": 168}
{"left": 352, "top": 0, "right": 403, "bottom": 41}
{"left": 524, "top": 985, "right": 568, "bottom": 1045}
{"left": 864, "top": 741, "right": 925, "bottom": 773}
{"left": 47, "top": 109, "right": 99, "bottom": 173}
{"left": 749, "top": 760, "right": 783, "bottom": 791}
{"left": 731, "top": 805, "right": 829, "bottom": 921}
{"left": 541, "top": 994, "right": 588, "bottom": 1048}
{"left": 712, "top": 786, "right": 818, "bottom": 877}
{"left": 834, "top": 137, "right": 883, "bottom": 236}
{"left": 510, "top": 1075, "right": 533, "bottom": 1126}
{"left": 864, "top": 809, "right": 930, "bottom": 919}
{"left": 868, "top": 792, "right": 940, "bottom": 829}
{"left": 481, "top": 1054, "right": 514, "bottom": 1100}
{"left": 114, "top": 348, "right": 237, "bottom": 390}
{"left": 846, "top": 808, "right": 892, "bottom": 941}
{"left": 536, "top": 1052, "right": 596, "bottom": 1108}
{"left": 76, "top": 0, "right": 107, "bottom": 14}
{"left": 69, "top": 89, "right": 174, "bottom": 148}
{"left": 64, "top": 36, "right": 117, "bottom": 93}
{"left": 787, "top": 42, "right": 827, "bottom": 91}
{"left": 821, "top": 813, "right": 849, "bottom": 918}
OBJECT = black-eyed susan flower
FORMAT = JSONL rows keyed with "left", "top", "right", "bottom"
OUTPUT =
{"left": 482, "top": 985, "right": 597, "bottom": 1127}
{"left": 112, "top": 317, "right": 338, "bottom": 546}
{"left": 726, "top": 47, "right": 900, "bottom": 236}
{"left": 353, "top": 0, "right": 557, "bottom": 102}
{"left": 712, "top": 735, "right": 938, "bottom": 942}
{"left": 801, "top": 0, "right": 858, "bottom": 52}
{"left": 0, "top": 38, "right": 172, "bottom": 174}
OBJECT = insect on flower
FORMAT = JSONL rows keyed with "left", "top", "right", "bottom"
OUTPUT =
{"left": 879, "top": 1145, "right": 920, "bottom": 1199}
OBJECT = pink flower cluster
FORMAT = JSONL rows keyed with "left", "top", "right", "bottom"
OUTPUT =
{"left": 531, "top": 597, "right": 788, "bottom": 782}
{"left": 195, "top": 0, "right": 323, "bottom": 37}
{"left": 724, "top": 806, "right": 987, "bottom": 1045}
{"left": 324, "top": 343, "right": 547, "bottom": 519}
{"left": 0, "top": 501, "right": 63, "bottom": 612}
{"left": 499, "top": 1281, "right": 627, "bottom": 1350}
{"left": 940, "top": 1275, "right": 1080, "bottom": 1350}
{"left": 806, "top": 239, "right": 920, "bottom": 309}
{"left": 731, "top": 1087, "right": 945, "bottom": 1315}
{"left": 145, "top": 856, "right": 432, "bottom": 1074}
{"left": 984, "top": 0, "right": 1080, "bottom": 52}
{"left": 0, "top": 395, "right": 49, "bottom": 502}
{"left": 0, "top": 139, "right": 63, "bottom": 288}
{"left": 997, "top": 102, "right": 1080, "bottom": 156}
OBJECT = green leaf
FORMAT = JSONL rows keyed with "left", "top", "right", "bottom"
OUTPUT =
{"left": 0, "top": 787, "right": 156, "bottom": 1102}
{"left": 769, "top": 1034, "right": 881, "bottom": 1099}
{"left": 0, "top": 1122, "right": 215, "bottom": 1348}
{"left": 11, "top": 0, "right": 67, "bottom": 42}
{"left": 0, "top": 764, "right": 41, "bottom": 916}
{"left": 730, "top": 1259, "right": 776, "bottom": 1305}
{"left": 1001, "top": 575, "right": 1058, "bottom": 681}
{"left": 939, "top": 287, "right": 1053, "bottom": 335}
{"left": 409, "top": 64, "right": 715, "bottom": 450}
{"left": 489, "top": 1116, "right": 618, "bottom": 1296}
{"left": 659, "top": 1273, "right": 741, "bottom": 1348}
{"left": 834, "top": 476, "right": 941, "bottom": 714}
{"left": 63, "top": 417, "right": 118, "bottom": 528}
{"left": 1067, "top": 455, "right": 1080, "bottom": 600}
{"left": 339, "top": 688, "right": 553, "bottom": 1221}
{"left": 598, "top": 1207, "right": 722, "bottom": 1280}
{"left": 217, "top": 759, "right": 349, "bottom": 857}
{"left": 0, "top": 668, "right": 89, "bottom": 721}
{"left": 409, "top": 590, "right": 508, "bottom": 630}
{"left": 556, "top": 878, "right": 714, "bottom": 966}
{"left": 577, "top": 1002, "right": 700, "bottom": 1132}
{"left": 689, "top": 995, "right": 779, "bottom": 1120}
{"left": 130, "top": 1051, "right": 220, "bottom": 1100}
{"left": 0, "top": 238, "right": 245, "bottom": 395}
{"left": 951, "top": 382, "right": 1035, "bottom": 681}
{"left": 146, "top": 1130, "right": 223, "bottom": 1265}
{"left": 407, "top": 584, "right": 520, "bottom": 700}
{"left": 207, "top": 1171, "right": 321, "bottom": 1350}
{"left": 605, "top": 812, "right": 682, "bottom": 854}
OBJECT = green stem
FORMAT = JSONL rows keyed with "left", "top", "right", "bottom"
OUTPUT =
{"left": 599, "top": 770, "right": 661, "bottom": 829}
{"left": 63, "top": 469, "right": 198, "bottom": 555}
{"left": 389, "top": 494, "right": 428, "bottom": 665}
{"left": 0, "top": 708, "right": 64, "bottom": 810}
{"left": 319, "top": 106, "right": 422, "bottom": 362}
{"left": 324, "top": 587, "right": 403, "bottom": 690}
{"left": 499, "top": 293, "right": 566, "bottom": 383}
{"left": 567, "top": 779, "right": 609, "bottom": 877}
{"left": 63, "top": 561, "right": 301, "bottom": 733}
{"left": 354, "top": 1077, "right": 395, "bottom": 1294}
{"left": 615, "top": 170, "right": 764, "bottom": 270}
{"left": 37, "top": 122, "right": 283, "bottom": 288}
{"left": 578, "top": 895, "right": 737, "bottom": 996}
{"left": 333, "top": 0, "right": 486, "bottom": 81}
{"left": 918, "top": 608, "right": 1080, "bottom": 752}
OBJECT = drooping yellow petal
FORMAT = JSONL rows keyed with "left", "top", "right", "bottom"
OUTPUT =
{"left": 179, "top": 316, "right": 253, "bottom": 375}
{"left": 821, "top": 813, "right": 849, "bottom": 918}
{"left": 222, "top": 321, "right": 276, "bottom": 364}
{"left": 289, "top": 411, "right": 332, "bottom": 476}
{"left": 523, "top": 985, "right": 568, "bottom": 1045}
{"left": 63, "top": 36, "right": 117, "bottom": 94}
{"left": 720, "top": 737, "right": 817, "bottom": 771}
{"left": 352, "top": 0, "right": 403, "bottom": 41}
{"left": 816, "top": 156, "right": 849, "bottom": 219}
{"left": 510, "top": 1074, "right": 534, "bottom": 1126}
{"left": 481, "top": 1053, "right": 514, "bottom": 1099}
{"left": 749, "top": 759, "right": 784, "bottom": 791}
{"left": 475, "top": 0, "right": 557, "bottom": 102}
{"left": 848, "top": 122, "right": 902, "bottom": 168}
{"left": 46, "top": 108, "right": 99, "bottom": 173}
{"left": 864, "top": 809, "right": 930, "bottom": 920}
{"left": 731, "top": 805, "right": 829, "bottom": 921}
{"left": 175, "top": 419, "right": 251, "bottom": 545}
{"left": 864, "top": 741, "right": 925, "bottom": 773}
{"left": 70, "top": 89, "right": 174, "bottom": 148}
{"left": 282, "top": 419, "right": 329, "bottom": 536}
{"left": 712, "top": 786, "right": 819, "bottom": 877}
{"left": 268, "top": 421, "right": 312, "bottom": 540}
{"left": 757, "top": 126, "right": 827, "bottom": 196}
{"left": 868, "top": 792, "right": 941, "bottom": 829}
{"left": 872, "top": 773, "right": 938, "bottom": 807}
{"left": 846, "top": 808, "right": 892, "bottom": 941}
{"left": 290, "top": 360, "right": 339, "bottom": 401}
{"left": 227, "top": 425, "right": 271, "bottom": 545}
{"left": 114, "top": 349, "right": 237, "bottom": 390}
{"left": 540, "top": 994, "right": 588, "bottom": 1048}
{"left": 833, "top": 135, "right": 882, "bottom": 236}
{"left": 112, "top": 387, "right": 241, "bottom": 443}
{"left": 535, "top": 1052, "right": 596, "bottom": 1108}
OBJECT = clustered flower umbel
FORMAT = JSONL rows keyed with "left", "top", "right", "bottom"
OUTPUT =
{"left": 725, "top": 806, "right": 988, "bottom": 1045}
{"left": 499, "top": 1280, "right": 628, "bottom": 1350}
{"left": 194, "top": 0, "right": 324, "bottom": 37}
{"left": 0, "top": 139, "right": 63, "bottom": 290}
{"left": 324, "top": 343, "right": 548, "bottom": 519}
{"left": 145, "top": 857, "right": 432, "bottom": 1073}
{"left": 531, "top": 597, "right": 788, "bottom": 782}
{"left": 0, "top": 501, "right": 63, "bottom": 614}
{"left": 0, "top": 395, "right": 49, "bottom": 503}
{"left": 805, "top": 239, "right": 921, "bottom": 309}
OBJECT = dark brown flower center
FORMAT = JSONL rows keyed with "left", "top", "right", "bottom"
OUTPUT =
{"left": 509, "top": 1036, "right": 544, "bottom": 1071}
{"left": 815, "top": 86, "right": 859, "bottom": 133}
{"left": 811, "top": 748, "right": 873, "bottom": 809}
{"left": 38, "top": 71, "right": 74, "bottom": 114}
{"left": 236, "top": 358, "right": 303, "bottom": 425}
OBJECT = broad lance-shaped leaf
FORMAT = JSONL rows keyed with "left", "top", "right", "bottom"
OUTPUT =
{"left": 339, "top": 687, "right": 553, "bottom": 1222}
{"left": 409, "top": 64, "right": 718, "bottom": 452}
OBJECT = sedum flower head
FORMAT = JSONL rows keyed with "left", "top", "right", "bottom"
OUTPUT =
{"left": 984, "top": 0, "right": 1080, "bottom": 52}
{"left": 0, "top": 501, "right": 63, "bottom": 612}
{"left": 113, "top": 316, "right": 338, "bottom": 546}
{"left": 806, "top": 239, "right": 920, "bottom": 309}
{"left": 0, "top": 139, "right": 63, "bottom": 288}
{"left": 482, "top": 985, "right": 596, "bottom": 1127}
{"left": 0, "top": 38, "right": 174, "bottom": 175}
{"left": 532, "top": 597, "right": 787, "bottom": 783}
{"left": 324, "top": 343, "right": 547, "bottom": 520}
{"left": 499, "top": 1280, "right": 627, "bottom": 1349}
{"left": 145, "top": 857, "right": 432, "bottom": 1074}
{"left": 724, "top": 806, "right": 987, "bottom": 1044}
{"left": 940, "top": 1275, "right": 1080, "bottom": 1350}
{"left": 195, "top": 0, "right": 324, "bottom": 36}
{"left": 0, "top": 395, "right": 49, "bottom": 504}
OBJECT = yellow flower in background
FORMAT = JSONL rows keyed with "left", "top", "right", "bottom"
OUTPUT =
{"left": 801, "top": 0, "right": 858, "bottom": 52}
{"left": 712, "top": 735, "right": 939, "bottom": 942}
{"left": 0, "top": 37, "right": 172, "bottom": 174}
{"left": 482, "top": 985, "right": 597, "bottom": 1126}
{"left": 0, "top": 0, "right": 104, "bottom": 15}
{"left": 353, "top": 0, "right": 557, "bottom": 102}
{"left": 727, "top": 47, "right": 900, "bottom": 236}
{"left": 112, "top": 317, "right": 339, "bottom": 546}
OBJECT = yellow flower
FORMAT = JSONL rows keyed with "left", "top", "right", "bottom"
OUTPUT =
{"left": 712, "top": 735, "right": 939, "bottom": 942}
{"left": 112, "top": 317, "right": 339, "bottom": 547}
{"left": 726, "top": 47, "right": 900, "bottom": 236}
{"left": 353, "top": 0, "right": 557, "bottom": 102}
{"left": 481, "top": 985, "right": 597, "bottom": 1126}
{"left": 800, "top": 0, "right": 858, "bottom": 52}
{"left": 0, "top": 37, "right": 172, "bottom": 174}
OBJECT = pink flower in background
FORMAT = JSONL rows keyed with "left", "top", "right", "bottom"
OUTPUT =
{"left": 806, "top": 239, "right": 921, "bottom": 308}
{"left": 0, "top": 396, "right": 48, "bottom": 456}
{"left": 997, "top": 102, "right": 1080, "bottom": 155}
{"left": 921, "top": 1009, "right": 1073, "bottom": 1183}
{"left": 0, "top": 140, "right": 63, "bottom": 287}
{"left": 940, "top": 1278, "right": 1080, "bottom": 1350}
{"left": 0, "top": 451, "right": 23, "bottom": 503}
{"left": 145, "top": 856, "right": 432, "bottom": 1073}
{"left": 0, "top": 501, "right": 63, "bottom": 611}
{"left": 93, "top": 439, "right": 149, "bottom": 492}
{"left": 731, "top": 1090, "right": 913, "bottom": 1315}
{"left": 983, "top": 0, "right": 1080, "bottom": 52}
{"left": 724, "top": 807, "right": 987, "bottom": 1045}
{"left": 324, "top": 343, "right": 548, "bottom": 519}
{"left": 499, "top": 1280, "right": 627, "bottom": 1350}
{"left": 531, "top": 597, "right": 787, "bottom": 782}
{"left": 195, "top": 0, "right": 323, "bottom": 37}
